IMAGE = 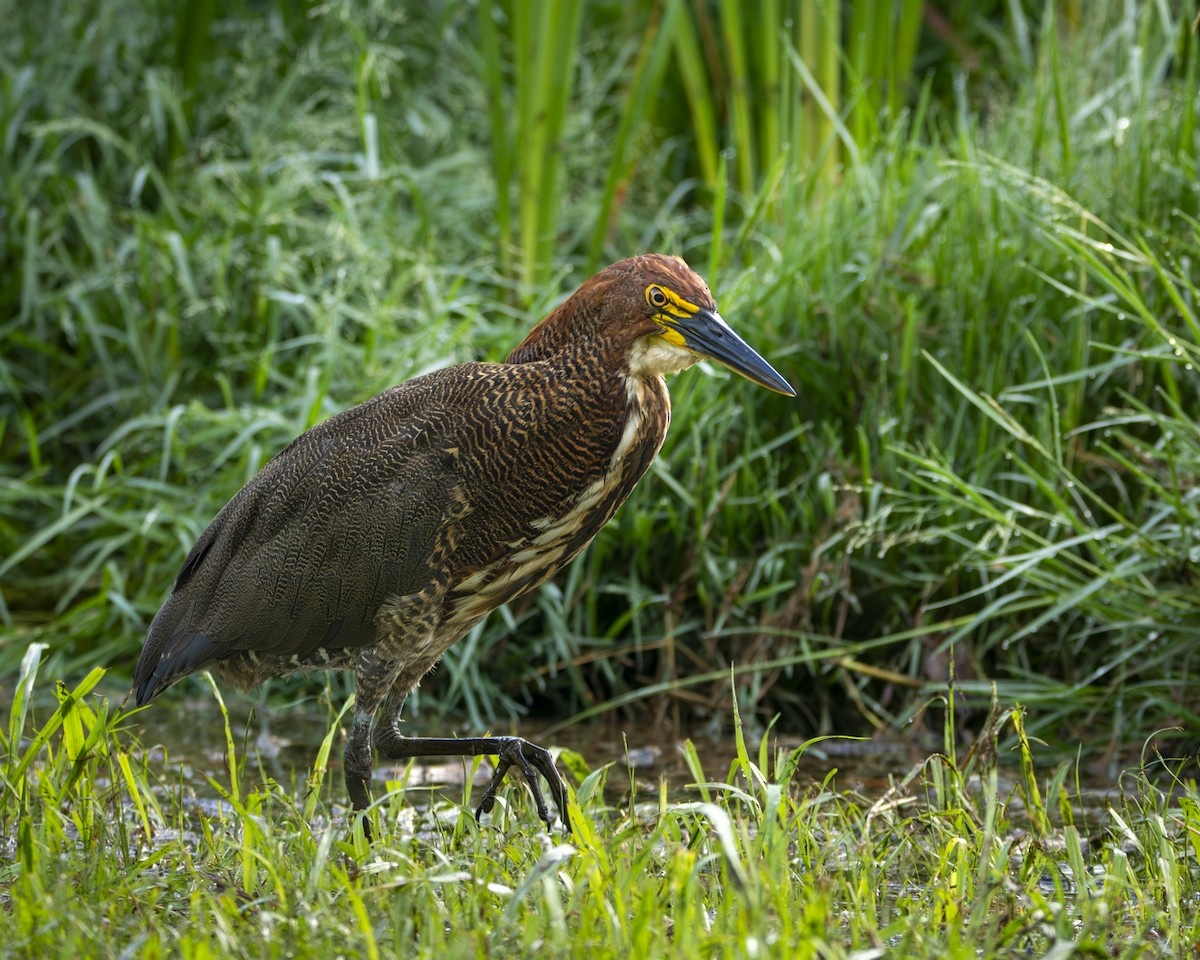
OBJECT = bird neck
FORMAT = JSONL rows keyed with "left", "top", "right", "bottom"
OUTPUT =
{"left": 505, "top": 274, "right": 624, "bottom": 367}
{"left": 504, "top": 282, "right": 673, "bottom": 452}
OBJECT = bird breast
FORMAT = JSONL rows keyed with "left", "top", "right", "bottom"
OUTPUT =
{"left": 444, "top": 372, "right": 670, "bottom": 626}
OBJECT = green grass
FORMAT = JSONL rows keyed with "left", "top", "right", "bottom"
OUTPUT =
{"left": 0, "top": 0, "right": 1193, "bottom": 739}
{"left": 3, "top": 654, "right": 1198, "bottom": 957}
{"left": 7, "top": 6, "right": 1200, "bottom": 953}
{"left": 2, "top": 0, "right": 1200, "bottom": 891}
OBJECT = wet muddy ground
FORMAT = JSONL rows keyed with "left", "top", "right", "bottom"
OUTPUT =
{"left": 10, "top": 680, "right": 1156, "bottom": 831}
{"left": 117, "top": 687, "right": 930, "bottom": 808}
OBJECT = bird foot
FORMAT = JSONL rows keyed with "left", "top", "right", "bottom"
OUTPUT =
{"left": 474, "top": 736, "right": 570, "bottom": 834}
{"left": 369, "top": 726, "right": 571, "bottom": 834}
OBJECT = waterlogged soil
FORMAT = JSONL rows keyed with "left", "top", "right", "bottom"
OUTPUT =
{"left": 10, "top": 683, "right": 1145, "bottom": 831}
{"left": 117, "top": 688, "right": 930, "bottom": 809}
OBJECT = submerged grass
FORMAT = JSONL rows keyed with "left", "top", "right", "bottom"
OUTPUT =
{"left": 3, "top": 654, "right": 1198, "bottom": 957}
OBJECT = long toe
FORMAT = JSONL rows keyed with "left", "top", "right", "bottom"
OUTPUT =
{"left": 474, "top": 737, "right": 570, "bottom": 833}
{"left": 520, "top": 741, "right": 571, "bottom": 833}
{"left": 475, "top": 757, "right": 514, "bottom": 820}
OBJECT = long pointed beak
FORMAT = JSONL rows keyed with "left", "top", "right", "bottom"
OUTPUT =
{"left": 673, "top": 308, "right": 796, "bottom": 396}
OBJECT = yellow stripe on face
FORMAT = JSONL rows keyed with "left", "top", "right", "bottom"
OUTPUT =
{"left": 659, "top": 287, "right": 699, "bottom": 320}
{"left": 647, "top": 285, "right": 701, "bottom": 330}
{"left": 657, "top": 326, "right": 687, "bottom": 348}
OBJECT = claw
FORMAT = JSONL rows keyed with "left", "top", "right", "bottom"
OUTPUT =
{"left": 474, "top": 737, "right": 570, "bottom": 833}
{"left": 369, "top": 727, "right": 572, "bottom": 835}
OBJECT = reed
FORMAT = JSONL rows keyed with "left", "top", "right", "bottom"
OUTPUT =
{"left": 1, "top": 0, "right": 1198, "bottom": 754}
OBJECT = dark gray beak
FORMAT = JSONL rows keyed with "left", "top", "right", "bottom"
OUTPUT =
{"left": 673, "top": 308, "right": 795, "bottom": 396}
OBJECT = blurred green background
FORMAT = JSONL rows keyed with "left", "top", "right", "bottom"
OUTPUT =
{"left": 2, "top": 0, "right": 1198, "bottom": 751}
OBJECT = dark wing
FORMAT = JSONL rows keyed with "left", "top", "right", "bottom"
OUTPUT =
{"left": 133, "top": 378, "right": 457, "bottom": 704}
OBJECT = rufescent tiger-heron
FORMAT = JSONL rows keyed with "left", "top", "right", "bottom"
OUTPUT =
{"left": 132, "top": 253, "right": 795, "bottom": 835}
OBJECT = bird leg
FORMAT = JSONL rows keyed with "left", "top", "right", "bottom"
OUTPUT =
{"left": 372, "top": 718, "right": 571, "bottom": 833}
{"left": 343, "top": 707, "right": 376, "bottom": 814}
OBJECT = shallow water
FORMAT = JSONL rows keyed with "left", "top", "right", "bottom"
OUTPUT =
{"left": 117, "top": 687, "right": 929, "bottom": 812}
{"left": 11, "top": 682, "right": 1147, "bottom": 828}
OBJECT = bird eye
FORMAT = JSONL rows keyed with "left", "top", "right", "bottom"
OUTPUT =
{"left": 647, "top": 286, "right": 668, "bottom": 308}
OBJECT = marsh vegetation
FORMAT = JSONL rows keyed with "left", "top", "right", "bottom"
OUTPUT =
{"left": 2, "top": 1, "right": 1199, "bottom": 955}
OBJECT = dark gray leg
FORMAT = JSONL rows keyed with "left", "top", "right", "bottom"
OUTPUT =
{"left": 373, "top": 713, "right": 570, "bottom": 833}
{"left": 343, "top": 707, "right": 376, "bottom": 813}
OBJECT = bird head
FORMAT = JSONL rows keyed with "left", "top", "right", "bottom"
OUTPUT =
{"left": 509, "top": 254, "right": 796, "bottom": 397}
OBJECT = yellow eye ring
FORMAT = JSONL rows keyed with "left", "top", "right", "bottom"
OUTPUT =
{"left": 647, "top": 286, "right": 668, "bottom": 308}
